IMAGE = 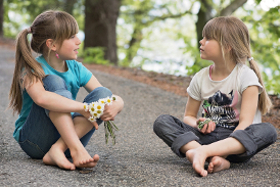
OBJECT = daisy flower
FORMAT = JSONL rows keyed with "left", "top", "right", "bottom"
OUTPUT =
{"left": 94, "top": 102, "right": 105, "bottom": 112}
{"left": 96, "top": 109, "right": 103, "bottom": 116}
{"left": 99, "top": 98, "right": 107, "bottom": 105}
{"left": 105, "top": 96, "right": 113, "bottom": 105}
{"left": 83, "top": 103, "right": 89, "bottom": 112}
{"left": 85, "top": 96, "right": 119, "bottom": 145}
{"left": 88, "top": 116, "right": 96, "bottom": 122}
{"left": 88, "top": 102, "right": 98, "bottom": 115}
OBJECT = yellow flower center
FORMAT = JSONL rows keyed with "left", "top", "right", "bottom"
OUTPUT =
{"left": 97, "top": 105, "right": 102, "bottom": 110}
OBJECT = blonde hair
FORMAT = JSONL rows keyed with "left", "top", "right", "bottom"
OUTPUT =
{"left": 9, "top": 10, "right": 79, "bottom": 114}
{"left": 202, "top": 16, "right": 272, "bottom": 115}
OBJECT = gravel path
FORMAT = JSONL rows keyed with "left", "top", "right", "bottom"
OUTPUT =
{"left": 0, "top": 45, "right": 279, "bottom": 186}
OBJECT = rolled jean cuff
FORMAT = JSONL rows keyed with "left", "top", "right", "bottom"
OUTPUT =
{"left": 44, "top": 89, "right": 73, "bottom": 117}
{"left": 171, "top": 132, "right": 199, "bottom": 157}
{"left": 229, "top": 130, "right": 257, "bottom": 156}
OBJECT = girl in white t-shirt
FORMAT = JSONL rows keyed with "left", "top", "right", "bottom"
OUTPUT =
{"left": 153, "top": 16, "right": 277, "bottom": 177}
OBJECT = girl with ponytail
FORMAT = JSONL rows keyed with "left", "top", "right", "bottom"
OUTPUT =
{"left": 9, "top": 10, "right": 124, "bottom": 170}
{"left": 153, "top": 16, "right": 277, "bottom": 177}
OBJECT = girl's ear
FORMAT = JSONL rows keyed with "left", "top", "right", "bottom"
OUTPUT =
{"left": 225, "top": 45, "right": 232, "bottom": 53}
{"left": 45, "top": 39, "right": 57, "bottom": 51}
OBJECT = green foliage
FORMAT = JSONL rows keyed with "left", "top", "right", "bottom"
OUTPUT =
{"left": 3, "top": 0, "right": 84, "bottom": 38}
{"left": 242, "top": 6, "right": 280, "bottom": 94}
{"left": 81, "top": 47, "right": 110, "bottom": 65}
{"left": 2, "top": 0, "right": 280, "bottom": 93}
{"left": 118, "top": 0, "right": 193, "bottom": 66}
{"left": 183, "top": 46, "right": 211, "bottom": 76}
{"left": 186, "top": 56, "right": 211, "bottom": 76}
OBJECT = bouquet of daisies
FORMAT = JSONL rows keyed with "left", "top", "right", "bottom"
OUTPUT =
{"left": 83, "top": 96, "right": 118, "bottom": 145}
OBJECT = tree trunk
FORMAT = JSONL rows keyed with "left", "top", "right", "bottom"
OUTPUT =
{"left": 0, "top": 0, "right": 4, "bottom": 37}
{"left": 84, "top": 0, "right": 120, "bottom": 65}
{"left": 125, "top": 28, "right": 143, "bottom": 65}
{"left": 195, "top": 0, "right": 213, "bottom": 48}
{"left": 64, "top": 0, "right": 76, "bottom": 15}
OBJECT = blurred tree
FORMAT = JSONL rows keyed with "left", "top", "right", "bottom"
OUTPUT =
{"left": 243, "top": 6, "right": 280, "bottom": 93}
{"left": 64, "top": 0, "right": 76, "bottom": 15}
{"left": 120, "top": 0, "right": 191, "bottom": 66}
{"left": 0, "top": 0, "right": 3, "bottom": 36}
{"left": 119, "top": 0, "right": 247, "bottom": 67}
{"left": 84, "top": 0, "right": 120, "bottom": 65}
{"left": 1, "top": 0, "right": 279, "bottom": 93}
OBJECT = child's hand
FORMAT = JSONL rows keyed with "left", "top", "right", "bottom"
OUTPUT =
{"left": 100, "top": 101, "right": 119, "bottom": 121}
{"left": 197, "top": 118, "right": 216, "bottom": 134}
{"left": 80, "top": 106, "right": 99, "bottom": 130}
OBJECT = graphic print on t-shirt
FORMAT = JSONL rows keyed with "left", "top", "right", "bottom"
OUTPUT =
{"left": 202, "top": 90, "right": 239, "bottom": 129}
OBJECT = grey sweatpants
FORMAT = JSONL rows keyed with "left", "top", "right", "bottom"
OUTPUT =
{"left": 153, "top": 114, "right": 277, "bottom": 163}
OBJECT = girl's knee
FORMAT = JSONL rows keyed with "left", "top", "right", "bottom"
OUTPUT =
{"left": 94, "top": 87, "right": 112, "bottom": 97}
{"left": 84, "top": 87, "right": 112, "bottom": 103}
{"left": 43, "top": 75, "right": 67, "bottom": 92}
{"left": 43, "top": 75, "right": 72, "bottom": 100}
{"left": 263, "top": 123, "right": 278, "bottom": 143}
{"left": 251, "top": 123, "right": 277, "bottom": 143}
{"left": 153, "top": 114, "right": 172, "bottom": 134}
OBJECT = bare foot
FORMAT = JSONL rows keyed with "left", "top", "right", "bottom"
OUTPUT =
{"left": 186, "top": 148, "right": 208, "bottom": 177}
{"left": 43, "top": 145, "right": 75, "bottom": 170}
{"left": 207, "top": 156, "right": 230, "bottom": 174}
{"left": 71, "top": 148, "right": 99, "bottom": 168}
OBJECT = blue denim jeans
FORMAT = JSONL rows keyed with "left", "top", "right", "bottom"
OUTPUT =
{"left": 18, "top": 75, "right": 112, "bottom": 159}
{"left": 153, "top": 114, "right": 277, "bottom": 163}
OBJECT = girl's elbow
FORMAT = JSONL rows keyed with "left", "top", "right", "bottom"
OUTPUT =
{"left": 33, "top": 95, "right": 48, "bottom": 107}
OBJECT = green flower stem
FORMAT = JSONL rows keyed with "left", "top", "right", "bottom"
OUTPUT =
{"left": 104, "top": 121, "right": 119, "bottom": 145}
{"left": 198, "top": 118, "right": 211, "bottom": 130}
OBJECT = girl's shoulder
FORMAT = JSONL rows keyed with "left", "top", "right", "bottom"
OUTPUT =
{"left": 237, "top": 64, "right": 263, "bottom": 93}
{"left": 238, "top": 64, "right": 258, "bottom": 79}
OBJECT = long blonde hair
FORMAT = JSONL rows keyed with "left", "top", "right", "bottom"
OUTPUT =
{"left": 202, "top": 16, "right": 272, "bottom": 115}
{"left": 9, "top": 10, "right": 79, "bottom": 114}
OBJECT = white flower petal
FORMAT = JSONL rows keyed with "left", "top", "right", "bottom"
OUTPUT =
{"left": 88, "top": 116, "right": 96, "bottom": 122}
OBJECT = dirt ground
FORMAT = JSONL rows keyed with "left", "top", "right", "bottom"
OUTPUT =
{"left": 1, "top": 37, "right": 279, "bottom": 130}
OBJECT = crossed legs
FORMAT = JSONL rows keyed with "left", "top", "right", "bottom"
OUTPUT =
{"left": 180, "top": 138, "right": 242, "bottom": 177}
{"left": 43, "top": 113, "right": 99, "bottom": 170}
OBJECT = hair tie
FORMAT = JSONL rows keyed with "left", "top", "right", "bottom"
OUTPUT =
{"left": 27, "top": 27, "right": 32, "bottom": 34}
{"left": 248, "top": 57, "right": 254, "bottom": 62}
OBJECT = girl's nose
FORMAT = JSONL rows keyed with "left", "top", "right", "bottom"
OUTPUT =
{"left": 76, "top": 37, "right": 81, "bottom": 45}
{"left": 199, "top": 38, "right": 205, "bottom": 45}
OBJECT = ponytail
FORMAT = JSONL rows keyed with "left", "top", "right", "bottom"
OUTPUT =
{"left": 248, "top": 58, "right": 272, "bottom": 115}
{"left": 9, "top": 10, "right": 80, "bottom": 114}
{"left": 8, "top": 28, "right": 45, "bottom": 114}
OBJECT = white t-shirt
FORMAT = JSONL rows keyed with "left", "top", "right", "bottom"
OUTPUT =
{"left": 187, "top": 64, "right": 263, "bottom": 129}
